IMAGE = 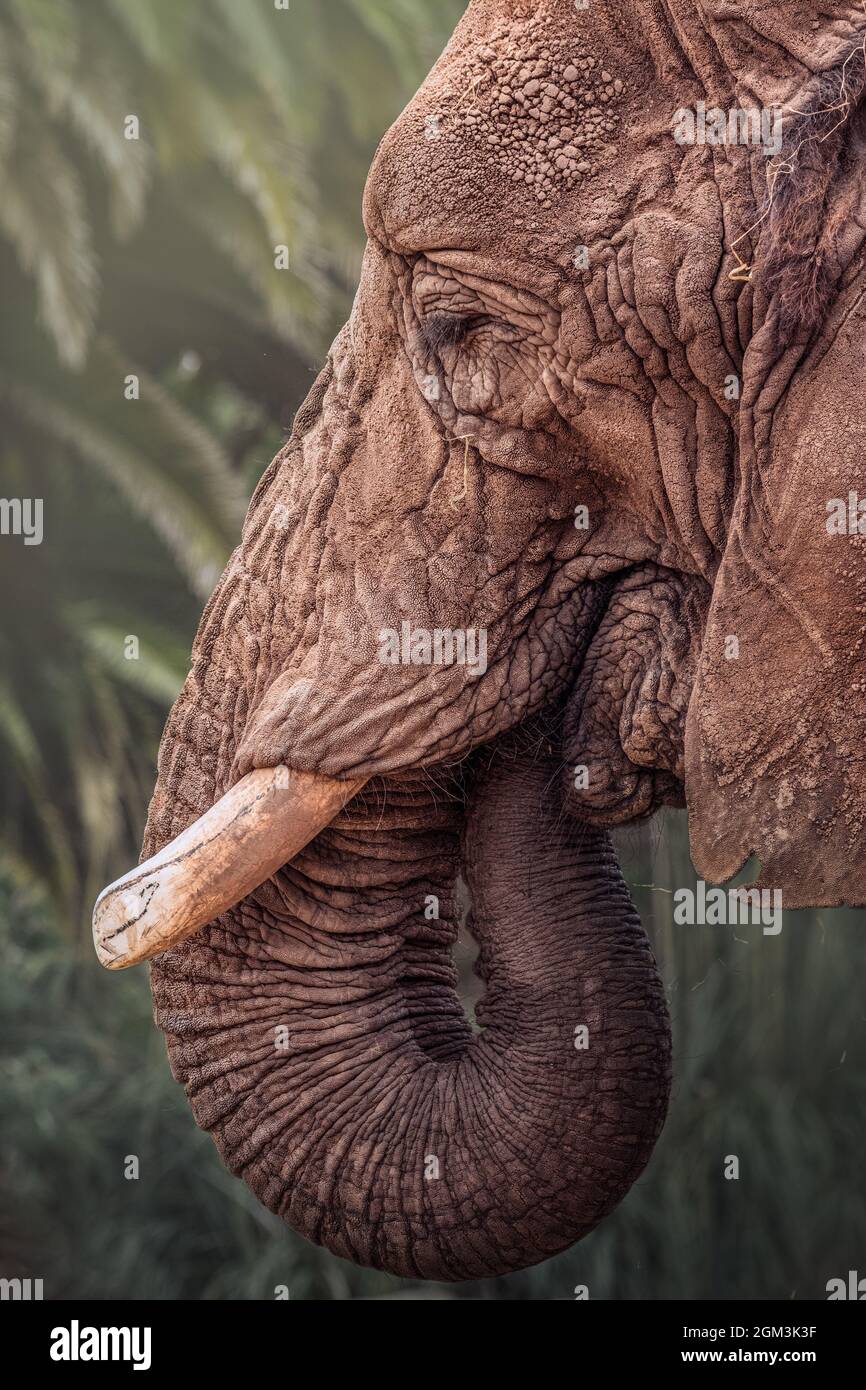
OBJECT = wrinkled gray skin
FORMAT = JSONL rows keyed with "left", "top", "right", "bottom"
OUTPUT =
{"left": 143, "top": 0, "right": 866, "bottom": 1280}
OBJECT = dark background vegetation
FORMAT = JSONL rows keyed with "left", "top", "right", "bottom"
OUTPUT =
{"left": 1, "top": 0, "right": 864, "bottom": 1301}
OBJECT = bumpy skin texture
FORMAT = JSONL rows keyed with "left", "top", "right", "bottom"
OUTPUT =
{"left": 144, "top": 1, "right": 866, "bottom": 1278}
{"left": 563, "top": 565, "right": 710, "bottom": 825}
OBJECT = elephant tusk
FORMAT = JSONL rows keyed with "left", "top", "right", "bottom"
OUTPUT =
{"left": 92, "top": 767, "right": 366, "bottom": 970}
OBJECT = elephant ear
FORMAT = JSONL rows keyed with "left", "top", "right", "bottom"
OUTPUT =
{"left": 685, "top": 291, "right": 866, "bottom": 908}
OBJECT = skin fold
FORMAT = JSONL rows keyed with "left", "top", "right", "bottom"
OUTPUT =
{"left": 134, "top": 1, "right": 866, "bottom": 1279}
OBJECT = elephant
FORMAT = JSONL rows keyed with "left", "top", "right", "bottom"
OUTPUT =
{"left": 93, "top": 0, "right": 866, "bottom": 1281}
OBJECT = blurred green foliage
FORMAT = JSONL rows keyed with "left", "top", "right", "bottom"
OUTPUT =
{"left": 0, "top": 0, "right": 462, "bottom": 919}
{"left": 1, "top": 0, "right": 864, "bottom": 1302}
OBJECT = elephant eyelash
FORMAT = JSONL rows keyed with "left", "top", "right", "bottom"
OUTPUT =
{"left": 420, "top": 312, "right": 485, "bottom": 354}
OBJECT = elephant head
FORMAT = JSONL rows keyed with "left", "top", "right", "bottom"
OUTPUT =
{"left": 94, "top": 0, "right": 866, "bottom": 1280}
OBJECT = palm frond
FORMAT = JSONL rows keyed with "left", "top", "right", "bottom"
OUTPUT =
{"left": 0, "top": 112, "right": 98, "bottom": 367}
{"left": 21, "top": 16, "right": 152, "bottom": 238}
{"left": 0, "top": 342, "right": 246, "bottom": 598}
{"left": 102, "top": 0, "right": 196, "bottom": 67}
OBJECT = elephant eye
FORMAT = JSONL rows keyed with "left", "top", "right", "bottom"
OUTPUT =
{"left": 420, "top": 312, "right": 483, "bottom": 354}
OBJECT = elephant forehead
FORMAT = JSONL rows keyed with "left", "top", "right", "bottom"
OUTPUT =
{"left": 363, "top": 4, "right": 629, "bottom": 260}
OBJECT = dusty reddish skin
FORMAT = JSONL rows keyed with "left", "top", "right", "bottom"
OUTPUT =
{"left": 143, "top": 1, "right": 866, "bottom": 1279}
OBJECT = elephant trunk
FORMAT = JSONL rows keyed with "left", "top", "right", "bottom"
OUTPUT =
{"left": 150, "top": 737, "right": 671, "bottom": 1281}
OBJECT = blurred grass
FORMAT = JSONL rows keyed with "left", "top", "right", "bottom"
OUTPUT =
{"left": 3, "top": 810, "right": 864, "bottom": 1301}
